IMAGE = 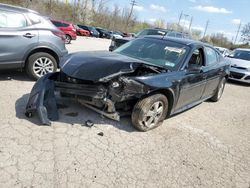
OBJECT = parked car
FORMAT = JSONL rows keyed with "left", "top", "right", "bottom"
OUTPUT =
{"left": 214, "top": 46, "right": 230, "bottom": 57}
{"left": 111, "top": 31, "right": 125, "bottom": 39}
{"left": 109, "top": 28, "right": 191, "bottom": 51}
{"left": 227, "top": 48, "right": 250, "bottom": 83}
{"left": 26, "top": 36, "right": 229, "bottom": 131}
{"left": 77, "top": 24, "right": 99, "bottom": 37}
{"left": 95, "top": 27, "right": 112, "bottom": 39}
{"left": 0, "top": 3, "right": 68, "bottom": 80}
{"left": 51, "top": 19, "right": 77, "bottom": 44}
{"left": 74, "top": 25, "right": 90, "bottom": 36}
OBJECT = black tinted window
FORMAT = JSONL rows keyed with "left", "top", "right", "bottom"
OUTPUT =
{"left": 51, "top": 21, "right": 61, "bottom": 27}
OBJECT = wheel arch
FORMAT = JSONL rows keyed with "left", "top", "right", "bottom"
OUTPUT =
{"left": 24, "top": 47, "right": 59, "bottom": 68}
{"left": 147, "top": 88, "right": 175, "bottom": 117}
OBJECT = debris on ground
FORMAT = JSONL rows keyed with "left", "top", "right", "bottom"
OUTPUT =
{"left": 97, "top": 132, "right": 104, "bottom": 136}
{"left": 64, "top": 112, "right": 78, "bottom": 117}
{"left": 83, "top": 120, "right": 94, "bottom": 128}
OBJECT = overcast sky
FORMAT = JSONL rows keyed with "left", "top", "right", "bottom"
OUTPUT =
{"left": 107, "top": 0, "right": 249, "bottom": 42}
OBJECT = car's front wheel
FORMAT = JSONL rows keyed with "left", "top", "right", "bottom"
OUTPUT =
{"left": 210, "top": 77, "right": 226, "bottom": 102}
{"left": 132, "top": 94, "right": 168, "bottom": 131}
{"left": 26, "top": 52, "right": 57, "bottom": 80}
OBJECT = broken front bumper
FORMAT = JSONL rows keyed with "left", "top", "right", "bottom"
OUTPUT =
{"left": 25, "top": 72, "right": 118, "bottom": 125}
{"left": 25, "top": 73, "right": 59, "bottom": 125}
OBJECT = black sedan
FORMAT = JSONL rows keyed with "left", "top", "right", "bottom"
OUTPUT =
{"left": 25, "top": 36, "right": 229, "bottom": 131}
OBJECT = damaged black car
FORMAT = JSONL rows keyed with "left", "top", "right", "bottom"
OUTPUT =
{"left": 25, "top": 36, "right": 229, "bottom": 131}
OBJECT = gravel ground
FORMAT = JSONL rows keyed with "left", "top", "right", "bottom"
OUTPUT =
{"left": 0, "top": 37, "right": 250, "bottom": 188}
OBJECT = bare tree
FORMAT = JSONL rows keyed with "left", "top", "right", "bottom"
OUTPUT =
{"left": 241, "top": 23, "right": 250, "bottom": 42}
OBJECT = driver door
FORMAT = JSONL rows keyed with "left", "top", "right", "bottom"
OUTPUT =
{"left": 175, "top": 48, "right": 207, "bottom": 110}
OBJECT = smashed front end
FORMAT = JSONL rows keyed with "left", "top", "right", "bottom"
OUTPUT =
{"left": 26, "top": 72, "right": 150, "bottom": 125}
{"left": 25, "top": 52, "right": 164, "bottom": 125}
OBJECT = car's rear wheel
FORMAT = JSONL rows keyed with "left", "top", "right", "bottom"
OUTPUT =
{"left": 132, "top": 94, "right": 168, "bottom": 131}
{"left": 210, "top": 77, "right": 226, "bottom": 102}
{"left": 65, "top": 35, "right": 71, "bottom": 44}
{"left": 26, "top": 52, "right": 57, "bottom": 80}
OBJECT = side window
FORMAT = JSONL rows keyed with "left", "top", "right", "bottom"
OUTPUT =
{"left": 0, "top": 10, "right": 26, "bottom": 28}
{"left": 205, "top": 47, "right": 218, "bottom": 66}
{"left": 188, "top": 48, "right": 204, "bottom": 67}
{"left": 176, "top": 33, "right": 183, "bottom": 38}
{"left": 27, "top": 13, "right": 41, "bottom": 25}
{"left": 167, "top": 32, "right": 176, "bottom": 37}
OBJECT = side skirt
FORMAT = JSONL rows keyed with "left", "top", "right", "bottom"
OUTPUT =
{"left": 171, "top": 95, "right": 213, "bottom": 116}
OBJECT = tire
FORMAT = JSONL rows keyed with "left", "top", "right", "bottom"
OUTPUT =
{"left": 210, "top": 77, "right": 226, "bottom": 102}
{"left": 132, "top": 94, "right": 168, "bottom": 131}
{"left": 26, "top": 52, "right": 57, "bottom": 80}
{"left": 65, "top": 35, "right": 71, "bottom": 44}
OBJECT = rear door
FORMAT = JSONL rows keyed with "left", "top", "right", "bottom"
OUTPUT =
{"left": 201, "top": 47, "right": 223, "bottom": 99}
{"left": 0, "top": 10, "right": 38, "bottom": 69}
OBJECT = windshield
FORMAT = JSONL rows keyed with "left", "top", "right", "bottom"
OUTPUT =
{"left": 228, "top": 50, "right": 250, "bottom": 61}
{"left": 114, "top": 38, "right": 189, "bottom": 69}
{"left": 135, "top": 29, "right": 167, "bottom": 38}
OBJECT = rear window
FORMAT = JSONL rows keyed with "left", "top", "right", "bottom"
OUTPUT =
{"left": 51, "top": 20, "right": 62, "bottom": 27}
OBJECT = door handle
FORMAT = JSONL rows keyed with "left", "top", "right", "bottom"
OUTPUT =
{"left": 23, "top": 33, "right": 36, "bottom": 38}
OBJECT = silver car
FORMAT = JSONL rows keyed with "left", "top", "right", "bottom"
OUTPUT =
{"left": 0, "top": 3, "right": 68, "bottom": 80}
{"left": 227, "top": 48, "right": 250, "bottom": 83}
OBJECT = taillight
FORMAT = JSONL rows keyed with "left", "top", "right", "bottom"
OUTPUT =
{"left": 52, "top": 31, "right": 65, "bottom": 41}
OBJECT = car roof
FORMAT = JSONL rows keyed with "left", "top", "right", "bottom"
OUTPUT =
{"left": 51, "top": 19, "right": 73, "bottom": 24}
{"left": 143, "top": 35, "right": 210, "bottom": 48}
{"left": 0, "top": 3, "right": 38, "bottom": 14}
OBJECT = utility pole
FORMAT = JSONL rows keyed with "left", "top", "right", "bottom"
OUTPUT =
{"left": 234, "top": 21, "right": 242, "bottom": 44}
{"left": 183, "top": 14, "right": 189, "bottom": 32}
{"left": 188, "top": 16, "right": 193, "bottom": 32}
{"left": 178, "top": 11, "right": 183, "bottom": 26}
{"left": 126, "top": 0, "right": 137, "bottom": 30}
{"left": 203, "top": 20, "right": 209, "bottom": 38}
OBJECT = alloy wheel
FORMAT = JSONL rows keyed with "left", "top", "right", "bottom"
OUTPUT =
{"left": 141, "top": 101, "right": 164, "bottom": 129}
{"left": 33, "top": 57, "right": 54, "bottom": 78}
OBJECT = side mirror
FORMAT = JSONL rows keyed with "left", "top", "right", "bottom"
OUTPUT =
{"left": 187, "top": 64, "right": 203, "bottom": 74}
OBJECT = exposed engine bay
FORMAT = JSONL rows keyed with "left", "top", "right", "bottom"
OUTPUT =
{"left": 25, "top": 62, "right": 166, "bottom": 125}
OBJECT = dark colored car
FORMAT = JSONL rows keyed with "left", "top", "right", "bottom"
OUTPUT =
{"left": 77, "top": 24, "right": 99, "bottom": 37}
{"left": 95, "top": 27, "right": 112, "bottom": 39}
{"left": 74, "top": 25, "right": 90, "bottom": 36}
{"left": 25, "top": 36, "right": 229, "bottom": 131}
{"left": 109, "top": 28, "right": 191, "bottom": 51}
{"left": 51, "top": 20, "right": 77, "bottom": 44}
{"left": 0, "top": 3, "right": 68, "bottom": 80}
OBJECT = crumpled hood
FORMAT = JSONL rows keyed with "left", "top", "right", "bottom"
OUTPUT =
{"left": 60, "top": 51, "right": 143, "bottom": 82}
{"left": 226, "top": 57, "right": 250, "bottom": 68}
